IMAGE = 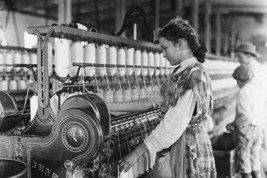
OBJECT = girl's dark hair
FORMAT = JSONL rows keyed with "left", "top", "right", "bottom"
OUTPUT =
{"left": 157, "top": 17, "right": 207, "bottom": 63}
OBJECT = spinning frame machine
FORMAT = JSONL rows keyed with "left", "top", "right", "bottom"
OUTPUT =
{"left": 0, "top": 24, "right": 168, "bottom": 178}
{"left": 0, "top": 16, "right": 239, "bottom": 178}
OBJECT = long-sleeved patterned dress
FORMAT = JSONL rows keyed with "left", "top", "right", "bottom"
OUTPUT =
{"left": 157, "top": 62, "right": 216, "bottom": 178}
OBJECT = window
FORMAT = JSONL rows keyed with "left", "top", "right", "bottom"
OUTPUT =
{"left": 24, "top": 31, "right": 37, "bottom": 49}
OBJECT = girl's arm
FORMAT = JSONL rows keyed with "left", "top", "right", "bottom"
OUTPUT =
{"left": 106, "top": 100, "right": 155, "bottom": 112}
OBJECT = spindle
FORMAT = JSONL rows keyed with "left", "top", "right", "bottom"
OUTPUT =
{"left": 148, "top": 51, "right": 155, "bottom": 77}
{"left": 22, "top": 52, "right": 30, "bottom": 72}
{"left": 84, "top": 42, "right": 96, "bottom": 77}
{"left": 134, "top": 49, "right": 141, "bottom": 77}
{"left": 160, "top": 53, "right": 166, "bottom": 76}
{"left": 5, "top": 51, "right": 13, "bottom": 72}
{"left": 14, "top": 51, "right": 22, "bottom": 72}
{"left": 141, "top": 50, "right": 148, "bottom": 77}
{"left": 96, "top": 44, "right": 107, "bottom": 77}
{"left": 107, "top": 46, "right": 117, "bottom": 76}
{"left": 117, "top": 47, "right": 126, "bottom": 77}
{"left": 55, "top": 38, "right": 70, "bottom": 78}
{"left": 70, "top": 41, "right": 84, "bottom": 77}
{"left": 126, "top": 48, "right": 134, "bottom": 76}
{"left": 0, "top": 52, "right": 4, "bottom": 72}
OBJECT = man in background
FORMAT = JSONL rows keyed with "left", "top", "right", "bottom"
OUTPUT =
{"left": 234, "top": 43, "right": 266, "bottom": 89}
{"left": 234, "top": 43, "right": 267, "bottom": 177}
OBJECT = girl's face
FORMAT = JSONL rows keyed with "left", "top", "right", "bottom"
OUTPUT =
{"left": 159, "top": 37, "right": 182, "bottom": 66}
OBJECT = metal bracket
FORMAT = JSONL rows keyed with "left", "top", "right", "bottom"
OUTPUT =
{"left": 51, "top": 79, "right": 64, "bottom": 95}
{"left": 28, "top": 82, "right": 38, "bottom": 94}
{"left": 115, "top": 7, "right": 154, "bottom": 41}
{"left": 32, "top": 28, "right": 55, "bottom": 120}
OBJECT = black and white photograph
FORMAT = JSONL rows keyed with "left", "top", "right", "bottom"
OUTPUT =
{"left": 0, "top": 0, "right": 267, "bottom": 177}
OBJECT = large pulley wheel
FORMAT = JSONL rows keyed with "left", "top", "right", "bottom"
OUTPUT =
{"left": 56, "top": 108, "right": 104, "bottom": 163}
{"left": 0, "top": 91, "right": 20, "bottom": 132}
{"left": 60, "top": 93, "right": 111, "bottom": 136}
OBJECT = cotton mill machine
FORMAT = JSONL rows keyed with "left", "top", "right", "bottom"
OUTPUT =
{"left": 0, "top": 23, "right": 168, "bottom": 178}
{"left": 0, "top": 19, "right": 238, "bottom": 178}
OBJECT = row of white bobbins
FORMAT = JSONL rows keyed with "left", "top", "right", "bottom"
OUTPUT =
{"left": 0, "top": 76, "right": 28, "bottom": 91}
{"left": 54, "top": 38, "right": 173, "bottom": 78}
{"left": 0, "top": 50, "right": 37, "bottom": 72}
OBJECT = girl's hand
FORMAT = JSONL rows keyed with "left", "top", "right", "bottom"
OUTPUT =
{"left": 118, "top": 150, "right": 139, "bottom": 172}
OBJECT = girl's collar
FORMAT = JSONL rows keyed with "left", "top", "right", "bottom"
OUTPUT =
{"left": 173, "top": 57, "right": 199, "bottom": 75}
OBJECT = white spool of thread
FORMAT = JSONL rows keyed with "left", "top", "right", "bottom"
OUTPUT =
{"left": 55, "top": 38, "right": 70, "bottom": 77}
{"left": 17, "top": 78, "right": 27, "bottom": 90}
{"left": 14, "top": 51, "right": 22, "bottom": 72}
{"left": 160, "top": 53, "right": 166, "bottom": 76}
{"left": 5, "top": 51, "right": 13, "bottom": 72}
{"left": 69, "top": 41, "right": 84, "bottom": 77}
{"left": 9, "top": 78, "right": 17, "bottom": 91}
{"left": 132, "top": 87, "right": 140, "bottom": 100}
{"left": 84, "top": 43, "right": 96, "bottom": 77}
{"left": 104, "top": 89, "right": 114, "bottom": 103}
{"left": 22, "top": 52, "right": 30, "bottom": 72}
{"left": 17, "top": 79, "right": 27, "bottom": 90}
{"left": 153, "top": 85, "right": 159, "bottom": 97}
{"left": 0, "top": 78, "right": 8, "bottom": 91}
{"left": 146, "top": 85, "right": 153, "bottom": 99}
{"left": 126, "top": 48, "right": 134, "bottom": 76}
{"left": 114, "top": 89, "right": 123, "bottom": 102}
{"left": 148, "top": 51, "right": 155, "bottom": 77}
{"left": 0, "top": 53, "right": 4, "bottom": 72}
{"left": 134, "top": 49, "right": 141, "bottom": 77}
{"left": 117, "top": 48, "right": 126, "bottom": 77}
{"left": 165, "top": 60, "right": 170, "bottom": 76}
{"left": 30, "top": 53, "right": 37, "bottom": 64}
{"left": 123, "top": 89, "right": 131, "bottom": 101}
{"left": 107, "top": 46, "right": 117, "bottom": 76}
{"left": 30, "top": 52, "right": 38, "bottom": 73}
{"left": 154, "top": 52, "right": 160, "bottom": 76}
{"left": 95, "top": 44, "right": 107, "bottom": 77}
{"left": 140, "top": 87, "right": 146, "bottom": 99}
{"left": 141, "top": 50, "right": 148, "bottom": 77}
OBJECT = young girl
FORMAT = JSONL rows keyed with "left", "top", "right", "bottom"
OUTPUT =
{"left": 109, "top": 17, "right": 216, "bottom": 177}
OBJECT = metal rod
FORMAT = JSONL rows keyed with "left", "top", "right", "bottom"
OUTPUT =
{"left": 72, "top": 62, "right": 170, "bottom": 69}
{"left": 27, "top": 25, "right": 162, "bottom": 52}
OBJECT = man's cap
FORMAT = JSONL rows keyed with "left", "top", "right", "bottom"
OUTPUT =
{"left": 232, "top": 65, "right": 254, "bottom": 82}
{"left": 235, "top": 43, "right": 260, "bottom": 58}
